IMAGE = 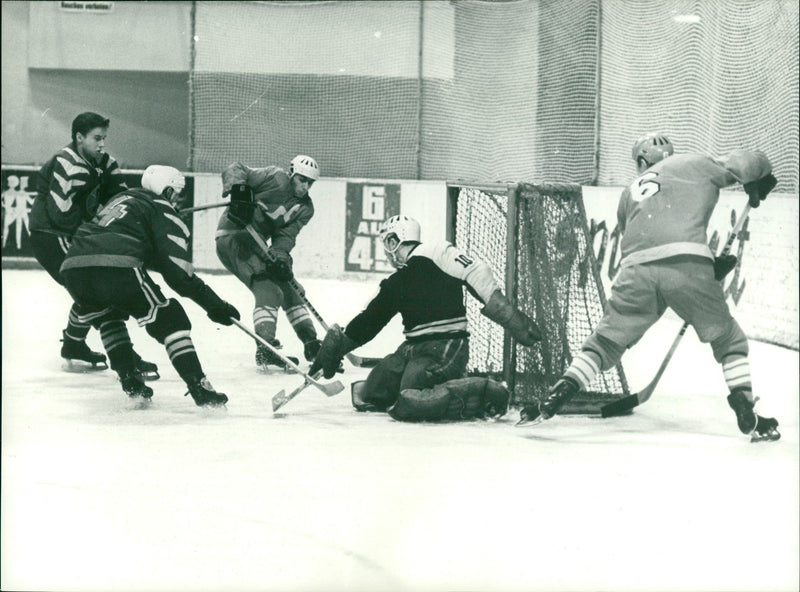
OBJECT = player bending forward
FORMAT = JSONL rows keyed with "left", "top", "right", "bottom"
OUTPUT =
{"left": 520, "top": 133, "right": 780, "bottom": 442}
{"left": 30, "top": 111, "right": 157, "bottom": 377}
{"left": 309, "top": 215, "right": 541, "bottom": 422}
{"left": 215, "top": 155, "right": 321, "bottom": 371}
{"left": 60, "top": 165, "right": 240, "bottom": 406}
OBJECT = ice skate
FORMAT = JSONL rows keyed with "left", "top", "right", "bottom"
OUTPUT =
{"left": 61, "top": 331, "right": 108, "bottom": 371}
{"left": 516, "top": 377, "right": 579, "bottom": 426}
{"left": 120, "top": 371, "right": 153, "bottom": 400}
{"left": 133, "top": 355, "right": 160, "bottom": 381}
{"left": 186, "top": 376, "right": 228, "bottom": 407}
{"left": 255, "top": 341, "right": 299, "bottom": 373}
{"left": 303, "top": 338, "right": 322, "bottom": 362}
{"left": 727, "top": 389, "right": 780, "bottom": 442}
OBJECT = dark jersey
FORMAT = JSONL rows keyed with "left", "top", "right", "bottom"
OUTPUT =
{"left": 30, "top": 144, "right": 127, "bottom": 237}
{"left": 61, "top": 188, "right": 207, "bottom": 302}
{"left": 345, "top": 241, "right": 500, "bottom": 345}
{"left": 216, "top": 162, "right": 314, "bottom": 253}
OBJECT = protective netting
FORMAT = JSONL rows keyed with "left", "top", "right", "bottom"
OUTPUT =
{"left": 452, "top": 183, "right": 629, "bottom": 411}
{"left": 190, "top": 1, "right": 797, "bottom": 193}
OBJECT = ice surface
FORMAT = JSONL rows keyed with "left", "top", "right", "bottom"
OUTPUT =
{"left": 2, "top": 269, "right": 798, "bottom": 592}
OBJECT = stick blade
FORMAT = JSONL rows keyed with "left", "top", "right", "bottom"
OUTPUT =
{"left": 600, "top": 395, "right": 639, "bottom": 418}
{"left": 319, "top": 380, "right": 345, "bottom": 397}
{"left": 271, "top": 389, "right": 288, "bottom": 412}
{"left": 347, "top": 353, "right": 382, "bottom": 368}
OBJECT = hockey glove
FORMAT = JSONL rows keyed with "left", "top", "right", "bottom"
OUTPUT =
{"left": 309, "top": 324, "right": 359, "bottom": 379}
{"left": 481, "top": 290, "right": 542, "bottom": 346}
{"left": 196, "top": 284, "right": 241, "bottom": 326}
{"left": 713, "top": 254, "right": 738, "bottom": 281}
{"left": 743, "top": 173, "right": 777, "bottom": 209}
{"left": 228, "top": 183, "right": 256, "bottom": 225}
{"left": 265, "top": 249, "right": 294, "bottom": 282}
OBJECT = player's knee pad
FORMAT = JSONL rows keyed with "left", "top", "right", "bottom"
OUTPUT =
{"left": 710, "top": 319, "right": 749, "bottom": 363}
{"left": 145, "top": 299, "right": 192, "bottom": 344}
{"left": 388, "top": 377, "right": 509, "bottom": 422}
{"left": 582, "top": 333, "right": 625, "bottom": 371}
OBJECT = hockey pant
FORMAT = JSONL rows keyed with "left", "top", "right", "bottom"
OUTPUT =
{"left": 62, "top": 266, "right": 205, "bottom": 383}
{"left": 216, "top": 234, "right": 315, "bottom": 345}
{"left": 31, "top": 230, "right": 139, "bottom": 350}
{"left": 353, "top": 336, "right": 471, "bottom": 418}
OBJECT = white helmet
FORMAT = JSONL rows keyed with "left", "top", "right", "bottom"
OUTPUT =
{"left": 141, "top": 165, "right": 185, "bottom": 196}
{"left": 631, "top": 133, "right": 674, "bottom": 167}
{"left": 381, "top": 215, "right": 421, "bottom": 268}
{"left": 289, "top": 155, "right": 320, "bottom": 181}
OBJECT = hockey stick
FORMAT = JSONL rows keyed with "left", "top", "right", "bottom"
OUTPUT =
{"left": 600, "top": 202, "right": 752, "bottom": 418}
{"left": 243, "top": 225, "right": 382, "bottom": 368}
{"left": 272, "top": 370, "right": 324, "bottom": 412}
{"left": 179, "top": 201, "right": 229, "bottom": 214}
{"left": 230, "top": 319, "right": 345, "bottom": 400}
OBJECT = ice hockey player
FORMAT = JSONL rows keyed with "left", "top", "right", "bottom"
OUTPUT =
{"left": 309, "top": 215, "right": 542, "bottom": 422}
{"left": 29, "top": 111, "right": 158, "bottom": 379}
{"left": 215, "top": 155, "right": 321, "bottom": 371}
{"left": 60, "top": 165, "right": 240, "bottom": 406}
{"left": 518, "top": 133, "right": 780, "bottom": 442}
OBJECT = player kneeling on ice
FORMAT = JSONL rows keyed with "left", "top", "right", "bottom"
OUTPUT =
{"left": 309, "top": 215, "right": 541, "bottom": 422}
{"left": 60, "top": 165, "right": 240, "bottom": 406}
{"left": 519, "top": 133, "right": 780, "bottom": 442}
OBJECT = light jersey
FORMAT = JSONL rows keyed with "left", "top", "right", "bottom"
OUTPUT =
{"left": 30, "top": 144, "right": 127, "bottom": 237}
{"left": 617, "top": 150, "right": 772, "bottom": 267}
{"left": 215, "top": 162, "right": 313, "bottom": 253}
{"left": 345, "top": 241, "right": 501, "bottom": 345}
{"left": 60, "top": 188, "right": 210, "bottom": 303}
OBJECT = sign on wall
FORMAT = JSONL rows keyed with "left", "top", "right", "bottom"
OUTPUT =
{"left": 344, "top": 182, "right": 400, "bottom": 272}
{"left": 1, "top": 167, "right": 193, "bottom": 261}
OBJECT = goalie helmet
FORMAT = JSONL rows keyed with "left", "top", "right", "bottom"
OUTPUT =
{"left": 631, "top": 133, "right": 674, "bottom": 166}
{"left": 141, "top": 165, "right": 185, "bottom": 198}
{"left": 381, "top": 215, "right": 421, "bottom": 268}
{"left": 289, "top": 155, "right": 320, "bottom": 181}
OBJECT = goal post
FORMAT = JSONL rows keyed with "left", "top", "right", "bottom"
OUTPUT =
{"left": 447, "top": 181, "right": 630, "bottom": 414}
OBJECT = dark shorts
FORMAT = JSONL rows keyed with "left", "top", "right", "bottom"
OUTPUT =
{"left": 30, "top": 230, "right": 72, "bottom": 285}
{"left": 62, "top": 266, "right": 169, "bottom": 326}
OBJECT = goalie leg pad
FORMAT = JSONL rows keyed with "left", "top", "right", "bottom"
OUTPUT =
{"left": 352, "top": 352, "right": 404, "bottom": 411}
{"left": 388, "top": 377, "right": 509, "bottom": 422}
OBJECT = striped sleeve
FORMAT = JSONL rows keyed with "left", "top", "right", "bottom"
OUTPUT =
{"left": 149, "top": 198, "right": 201, "bottom": 298}
{"left": 412, "top": 241, "right": 500, "bottom": 304}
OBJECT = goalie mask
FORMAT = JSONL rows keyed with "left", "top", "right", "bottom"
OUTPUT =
{"left": 380, "top": 215, "right": 421, "bottom": 268}
{"left": 631, "top": 133, "right": 674, "bottom": 170}
{"left": 142, "top": 165, "right": 186, "bottom": 205}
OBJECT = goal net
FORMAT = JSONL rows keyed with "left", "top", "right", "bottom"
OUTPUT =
{"left": 450, "top": 182, "right": 630, "bottom": 413}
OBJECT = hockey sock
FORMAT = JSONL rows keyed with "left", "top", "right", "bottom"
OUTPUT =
{"left": 563, "top": 351, "right": 601, "bottom": 391}
{"left": 285, "top": 305, "right": 316, "bottom": 343}
{"left": 253, "top": 305, "right": 279, "bottom": 342}
{"left": 64, "top": 304, "right": 92, "bottom": 341}
{"left": 99, "top": 319, "right": 136, "bottom": 372}
{"left": 722, "top": 354, "right": 752, "bottom": 394}
{"left": 164, "top": 330, "right": 204, "bottom": 382}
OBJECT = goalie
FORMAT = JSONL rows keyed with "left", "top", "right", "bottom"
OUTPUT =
{"left": 215, "top": 155, "right": 322, "bottom": 371}
{"left": 309, "top": 215, "right": 542, "bottom": 422}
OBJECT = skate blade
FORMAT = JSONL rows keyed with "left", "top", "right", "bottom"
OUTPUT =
{"left": 62, "top": 360, "right": 108, "bottom": 373}
{"left": 750, "top": 429, "right": 781, "bottom": 443}
{"left": 516, "top": 413, "right": 545, "bottom": 427}
{"left": 139, "top": 371, "right": 160, "bottom": 382}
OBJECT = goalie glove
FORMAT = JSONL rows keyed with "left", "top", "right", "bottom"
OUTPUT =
{"left": 713, "top": 254, "right": 738, "bottom": 281}
{"left": 309, "top": 324, "right": 359, "bottom": 379}
{"left": 228, "top": 183, "right": 256, "bottom": 225}
{"left": 480, "top": 290, "right": 541, "bottom": 346}
{"left": 743, "top": 173, "right": 777, "bottom": 209}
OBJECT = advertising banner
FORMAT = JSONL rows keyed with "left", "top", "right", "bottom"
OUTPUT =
{"left": 344, "top": 182, "right": 400, "bottom": 273}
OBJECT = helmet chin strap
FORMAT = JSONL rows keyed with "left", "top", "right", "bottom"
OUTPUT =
{"left": 383, "top": 237, "right": 407, "bottom": 268}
